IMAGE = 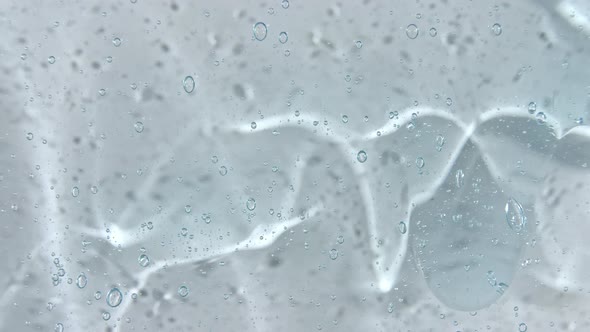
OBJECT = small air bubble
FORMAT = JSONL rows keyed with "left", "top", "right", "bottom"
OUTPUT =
{"left": 48, "top": 56, "right": 56, "bottom": 64}
{"left": 183, "top": 76, "right": 195, "bottom": 93}
{"left": 398, "top": 221, "right": 407, "bottom": 234}
{"left": 112, "top": 37, "right": 122, "bottom": 47}
{"left": 406, "top": 24, "right": 419, "bottom": 39}
{"left": 357, "top": 150, "right": 367, "bottom": 163}
{"left": 246, "top": 198, "right": 256, "bottom": 211}
{"left": 505, "top": 197, "right": 526, "bottom": 232}
{"left": 536, "top": 112, "right": 546, "bottom": 124}
{"left": 281, "top": 0, "right": 289, "bottom": 9}
{"left": 527, "top": 102, "right": 536, "bottom": 114}
{"left": 76, "top": 273, "right": 87, "bottom": 288}
{"left": 134, "top": 121, "right": 144, "bottom": 133}
{"left": 253, "top": 22, "right": 268, "bottom": 41}
{"left": 491, "top": 23, "right": 502, "bottom": 36}
{"left": 279, "top": 32, "right": 288, "bottom": 44}
{"left": 138, "top": 254, "right": 150, "bottom": 267}
{"left": 329, "top": 249, "right": 339, "bottom": 260}
{"left": 106, "top": 288, "right": 123, "bottom": 307}
{"left": 416, "top": 157, "right": 425, "bottom": 168}
{"left": 178, "top": 285, "right": 189, "bottom": 297}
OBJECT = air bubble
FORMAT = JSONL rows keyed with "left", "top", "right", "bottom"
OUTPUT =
{"left": 387, "top": 302, "right": 394, "bottom": 313}
{"left": 536, "top": 112, "right": 546, "bottom": 124}
{"left": 138, "top": 254, "right": 150, "bottom": 267}
{"left": 279, "top": 32, "right": 288, "bottom": 44}
{"left": 246, "top": 198, "right": 256, "bottom": 211}
{"left": 281, "top": 0, "right": 289, "bottom": 9}
{"left": 183, "top": 76, "right": 195, "bottom": 93}
{"left": 253, "top": 22, "right": 268, "bottom": 41}
{"left": 527, "top": 102, "right": 536, "bottom": 114}
{"left": 505, "top": 197, "right": 526, "bottom": 232}
{"left": 357, "top": 150, "right": 367, "bottom": 163}
{"left": 219, "top": 166, "right": 228, "bottom": 176}
{"left": 329, "top": 249, "right": 339, "bottom": 260}
{"left": 416, "top": 157, "right": 425, "bottom": 168}
{"left": 178, "top": 285, "right": 189, "bottom": 297}
{"left": 491, "top": 23, "right": 502, "bottom": 36}
{"left": 406, "top": 24, "right": 419, "bottom": 39}
{"left": 518, "top": 323, "right": 527, "bottom": 332}
{"left": 398, "top": 221, "right": 407, "bottom": 234}
{"left": 102, "top": 312, "right": 111, "bottom": 321}
{"left": 106, "top": 288, "right": 123, "bottom": 307}
{"left": 76, "top": 273, "right": 87, "bottom": 288}
{"left": 134, "top": 121, "right": 144, "bottom": 133}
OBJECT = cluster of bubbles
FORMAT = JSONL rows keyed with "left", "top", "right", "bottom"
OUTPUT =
{"left": 50, "top": 258, "right": 66, "bottom": 286}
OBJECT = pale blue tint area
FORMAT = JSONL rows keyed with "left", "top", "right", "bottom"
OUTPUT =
{"left": 0, "top": 0, "right": 589, "bottom": 331}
